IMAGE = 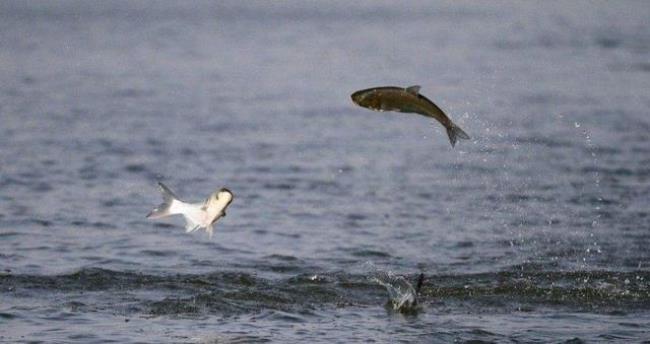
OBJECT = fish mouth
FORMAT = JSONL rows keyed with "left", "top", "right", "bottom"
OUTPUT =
{"left": 350, "top": 91, "right": 363, "bottom": 105}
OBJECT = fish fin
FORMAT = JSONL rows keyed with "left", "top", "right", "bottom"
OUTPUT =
{"left": 185, "top": 219, "right": 201, "bottom": 233}
{"left": 182, "top": 210, "right": 203, "bottom": 232}
{"left": 200, "top": 194, "right": 215, "bottom": 210}
{"left": 405, "top": 85, "right": 421, "bottom": 95}
{"left": 415, "top": 273, "right": 425, "bottom": 294}
{"left": 445, "top": 123, "right": 471, "bottom": 148}
{"left": 147, "top": 182, "right": 180, "bottom": 219}
{"left": 206, "top": 225, "right": 214, "bottom": 239}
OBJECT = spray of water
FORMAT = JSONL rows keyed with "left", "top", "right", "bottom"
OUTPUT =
{"left": 363, "top": 262, "right": 422, "bottom": 313}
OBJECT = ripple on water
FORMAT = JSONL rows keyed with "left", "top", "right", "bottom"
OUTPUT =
{"left": 562, "top": 338, "right": 587, "bottom": 344}
{"left": 0, "top": 231, "right": 23, "bottom": 238}
{"left": 264, "top": 254, "right": 299, "bottom": 262}
{"left": 262, "top": 182, "right": 295, "bottom": 190}
{"left": 123, "top": 163, "right": 148, "bottom": 174}
{"left": 455, "top": 241, "right": 475, "bottom": 248}
{"left": 203, "top": 335, "right": 272, "bottom": 344}
{"left": 349, "top": 249, "right": 392, "bottom": 259}
{"left": 140, "top": 249, "right": 177, "bottom": 258}
{"left": 0, "top": 312, "right": 16, "bottom": 320}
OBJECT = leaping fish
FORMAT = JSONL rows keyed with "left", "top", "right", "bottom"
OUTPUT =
{"left": 351, "top": 85, "right": 470, "bottom": 147}
{"left": 146, "top": 182, "right": 233, "bottom": 238}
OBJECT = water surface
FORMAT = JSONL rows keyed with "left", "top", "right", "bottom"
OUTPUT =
{"left": 1, "top": 1, "right": 649, "bottom": 342}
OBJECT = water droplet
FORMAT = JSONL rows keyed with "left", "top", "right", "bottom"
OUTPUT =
{"left": 574, "top": 122, "right": 580, "bottom": 128}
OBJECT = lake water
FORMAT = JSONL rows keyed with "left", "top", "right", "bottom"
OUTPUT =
{"left": 1, "top": 1, "right": 649, "bottom": 342}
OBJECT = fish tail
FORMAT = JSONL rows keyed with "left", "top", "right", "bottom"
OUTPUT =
{"left": 446, "top": 123, "right": 470, "bottom": 147}
{"left": 146, "top": 182, "right": 180, "bottom": 219}
{"left": 415, "top": 273, "right": 425, "bottom": 294}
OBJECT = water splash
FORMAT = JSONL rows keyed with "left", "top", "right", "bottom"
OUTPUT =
{"left": 363, "top": 263, "right": 422, "bottom": 313}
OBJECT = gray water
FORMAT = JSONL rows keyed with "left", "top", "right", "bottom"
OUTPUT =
{"left": 1, "top": 1, "right": 649, "bottom": 343}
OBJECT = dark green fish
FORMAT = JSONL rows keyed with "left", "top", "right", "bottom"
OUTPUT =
{"left": 351, "top": 85, "right": 470, "bottom": 147}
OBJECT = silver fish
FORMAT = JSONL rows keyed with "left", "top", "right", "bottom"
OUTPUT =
{"left": 351, "top": 85, "right": 470, "bottom": 147}
{"left": 147, "top": 182, "right": 233, "bottom": 238}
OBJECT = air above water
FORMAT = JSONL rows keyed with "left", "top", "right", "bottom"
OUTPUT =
{"left": 1, "top": 1, "right": 649, "bottom": 343}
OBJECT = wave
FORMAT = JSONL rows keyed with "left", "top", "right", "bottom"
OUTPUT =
{"left": 2, "top": 267, "right": 648, "bottom": 318}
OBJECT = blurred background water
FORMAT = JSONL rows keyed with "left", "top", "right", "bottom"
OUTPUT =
{"left": 1, "top": 1, "right": 649, "bottom": 342}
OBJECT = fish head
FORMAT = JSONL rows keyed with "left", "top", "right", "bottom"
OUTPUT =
{"left": 210, "top": 187, "right": 233, "bottom": 206}
{"left": 218, "top": 188, "right": 233, "bottom": 203}
{"left": 351, "top": 89, "right": 375, "bottom": 107}
{"left": 205, "top": 188, "right": 234, "bottom": 222}
{"left": 209, "top": 187, "right": 233, "bottom": 212}
{"left": 351, "top": 88, "right": 385, "bottom": 111}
